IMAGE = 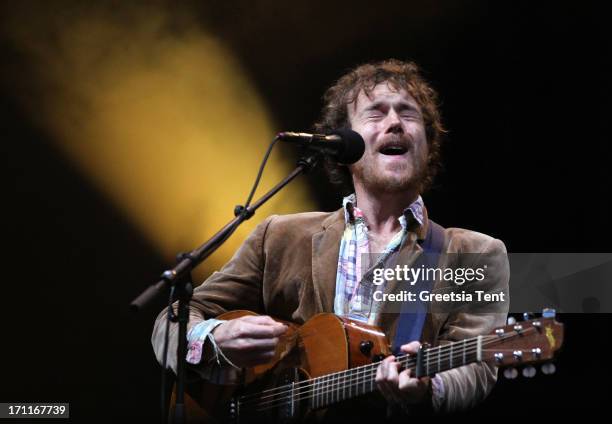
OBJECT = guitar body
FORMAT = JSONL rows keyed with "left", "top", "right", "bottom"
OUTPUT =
{"left": 173, "top": 311, "right": 391, "bottom": 423}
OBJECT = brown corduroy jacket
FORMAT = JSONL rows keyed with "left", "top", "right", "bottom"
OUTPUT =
{"left": 152, "top": 208, "right": 510, "bottom": 414}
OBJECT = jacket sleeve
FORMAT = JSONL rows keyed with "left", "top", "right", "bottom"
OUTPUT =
{"left": 434, "top": 237, "right": 510, "bottom": 413}
{"left": 150, "top": 215, "right": 275, "bottom": 373}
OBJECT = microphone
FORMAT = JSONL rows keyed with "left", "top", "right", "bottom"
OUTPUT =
{"left": 276, "top": 129, "right": 365, "bottom": 164}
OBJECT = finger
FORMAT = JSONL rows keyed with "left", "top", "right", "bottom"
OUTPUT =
{"left": 376, "top": 357, "right": 402, "bottom": 405}
{"left": 376, "top": 358, "right": 394, "bottom": 390}
{"left": 242, "top": 315, "right": 287, "bottom": 328}
{"left": 400, "top": 341, "right": 421, "bottom": 354}
{"left": 379, "top": 355, "right": 395, "bottom": 379}
{"left": 239, "top": 337, "right": 279, "bottom": 351}
{"left": 376, "top": 362, "right": 393, "bottom": 402}
{"left": 386, "top": 358, "right": 400, "bottom": 383}
{"left": 236, "top": 322, "right": 287, "bottom": 338}
{"left": 384, "top": 360, "right": 403, "bottom": 405}
{"left": 223, "top": 336, "right": 279, "bottom": 354}
{"left": 376, "top": 361, "right": 384, "bottom": 383}
{"left": 398, "top": 367, "right": 419, "bottom": 392}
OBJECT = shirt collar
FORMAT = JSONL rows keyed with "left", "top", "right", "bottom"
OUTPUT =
{"left": 342, "top": 193, "right": 425, "bottom": 231}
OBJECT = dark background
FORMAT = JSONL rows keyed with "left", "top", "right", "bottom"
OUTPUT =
{"left": 1, "top": 1, "right": 610, "bottom": 421}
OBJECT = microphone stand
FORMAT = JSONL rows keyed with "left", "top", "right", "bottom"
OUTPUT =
{"left": 130, "top": 152, "right": 320, "bottom": 424}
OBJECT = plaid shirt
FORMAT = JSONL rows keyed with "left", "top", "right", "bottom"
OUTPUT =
{"left": 334, "top": 193, "right": 425, "bottom": 324}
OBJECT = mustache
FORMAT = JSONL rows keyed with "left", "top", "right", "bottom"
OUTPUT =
{"left": 376, "top": 134, "right": 413, "bottom": 152}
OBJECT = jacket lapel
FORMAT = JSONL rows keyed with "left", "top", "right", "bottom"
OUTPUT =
{"left": 311, "top": 209, "right": 344, "bottom": 313}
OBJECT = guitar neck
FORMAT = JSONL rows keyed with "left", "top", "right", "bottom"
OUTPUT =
{"left": 308, "top": 335, "right": 484, "bottom": 409}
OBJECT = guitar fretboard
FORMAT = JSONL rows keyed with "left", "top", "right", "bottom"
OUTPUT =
{"left": 309, "top": 335, "right": 483, "bottom": 409}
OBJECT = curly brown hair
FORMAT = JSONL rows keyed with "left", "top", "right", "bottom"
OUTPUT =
{"left": 313, "top": 59, "right": 446, "bottom": 194}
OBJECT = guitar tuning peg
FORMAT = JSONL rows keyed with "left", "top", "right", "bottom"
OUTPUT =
{"left": 507, "top": 316, "right": 517, "bottom": 325}
{"left": 503, "top": 367, "right": 518, "bottom": 379}
{"left": 522, "top": 312, "right": 534, "bottom": 321}
{"left": 541, "top": 363, "right": 557, "bottom": 375}
{"left": 542, "top": 308, "right": 556, "bottom": 318}
{"left": 522, "top": 366, "right": 537, "bottom": 378}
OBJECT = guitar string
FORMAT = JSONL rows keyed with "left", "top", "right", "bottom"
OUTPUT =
{"left": 250, "top": 336, "right": 546, "bottom": 414}
{"left": 237, "top": 338, "right": 477, "bottom": 405}
{"left": 249, "top": 342, "right": 544, "bottom": 413}
{"left": 238, "top": 330, "right": 528, "bottom": 411}
{"left": 243, "top": 347, "right": 482, "bottom": 411}
{"left": 238, "top": 330, "right": 524, "bottom": 407}
{"left": 241, "top": 327, "right": 545, "bottom": 413}
{"left": 239, "top": 327, "right": 528, "bottom": 405}
{"left": 237, "top": 333, "right": 495, "bottom": 403}
{"left": 288, "top": 345, "right": 541, "bottom": 410}
{"left": 250, "top": 350, "right": 484, "bottom": 412}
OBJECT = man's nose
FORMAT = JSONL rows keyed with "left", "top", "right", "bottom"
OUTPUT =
{"left": 384, "top": 110, "right": 404, "bottom": 134}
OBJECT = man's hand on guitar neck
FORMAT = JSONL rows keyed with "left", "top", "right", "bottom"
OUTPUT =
{"left": 211, "top": 315, "right": 288, "bottom": 368}
{"left": 375, "top": 341, "right": 432, "bottom": 409}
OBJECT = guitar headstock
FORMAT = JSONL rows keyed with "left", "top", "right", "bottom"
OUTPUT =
{"left": 481, "top": 309, "right": 564, "bottom": 378}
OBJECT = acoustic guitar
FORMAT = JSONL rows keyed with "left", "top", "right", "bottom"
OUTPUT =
{"left": 171, "top": 309, "right": 563, "bottom": 423}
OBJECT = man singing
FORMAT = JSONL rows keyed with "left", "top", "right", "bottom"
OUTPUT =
{"left": 152, "top": 59, "right": 509, "bottom": 419}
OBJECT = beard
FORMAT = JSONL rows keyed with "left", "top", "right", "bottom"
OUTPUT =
{"left": 350, "top": 150, "right": 429, "bottom": 194}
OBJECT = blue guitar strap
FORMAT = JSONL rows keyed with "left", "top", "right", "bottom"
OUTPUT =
{"left": 392, "top": 220, "right": 445, "bottom": 354}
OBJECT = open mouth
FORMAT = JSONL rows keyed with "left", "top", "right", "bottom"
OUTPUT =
{"left": 379, "top": 143, "right": 409, "bottom": 156}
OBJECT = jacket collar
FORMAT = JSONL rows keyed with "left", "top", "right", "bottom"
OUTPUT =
{"left": 340, "top": 193, "right": 429, "bottom": 242}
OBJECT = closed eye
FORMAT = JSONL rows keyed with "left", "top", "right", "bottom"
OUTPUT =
{"left": 400, "top": 112, "right": 421, "bottom": 120}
